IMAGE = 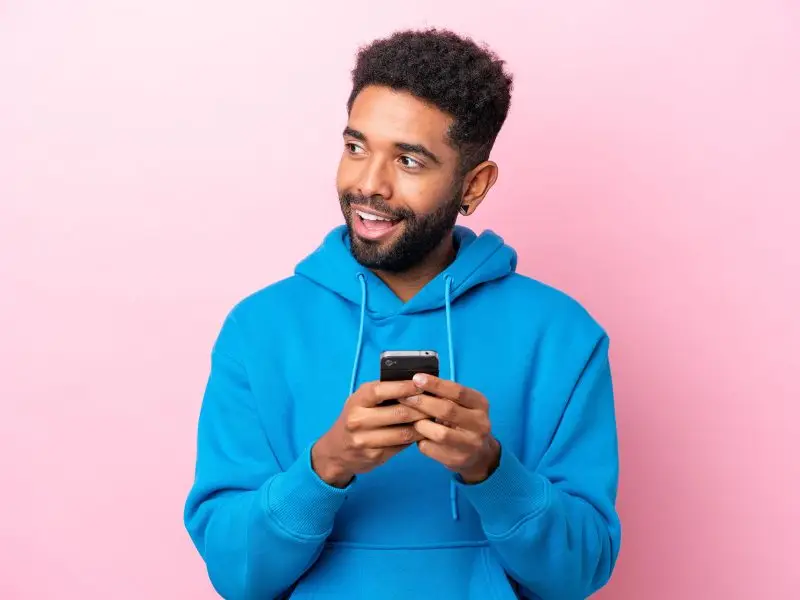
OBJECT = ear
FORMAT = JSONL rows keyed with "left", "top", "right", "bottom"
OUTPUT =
{"left": 458, "top": 161, "right": 499, "bottom": 216}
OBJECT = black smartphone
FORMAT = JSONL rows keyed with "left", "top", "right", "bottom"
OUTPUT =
{"left": 379, "top": 351, "right": 439, "bottom": 405}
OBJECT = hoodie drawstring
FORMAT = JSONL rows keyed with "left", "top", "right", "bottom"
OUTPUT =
{"left": 349, "top": 273, "right": 367, "bottom": 395}
{"left": 348, "top": 273, "right": 460, "bottom": 521}
{"left": 444, "top": 275, "right": 456, "bottom": 384}
{"left": 444, "top": 275, "right": 459, "bottom": 521}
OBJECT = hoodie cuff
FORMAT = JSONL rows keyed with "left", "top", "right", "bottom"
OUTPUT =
{"left": 455, "top": 443, "right": 551, "bottom": 537}
{"left": 262, "top": 444, "right": 351, "bottom": 539}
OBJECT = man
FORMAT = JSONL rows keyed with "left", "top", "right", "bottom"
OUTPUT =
{"left": 184, "top": 28, "right": 621, "bottom": 599}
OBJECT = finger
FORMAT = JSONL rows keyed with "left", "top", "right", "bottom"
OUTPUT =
{"left": 413, "top": 418, "right": 477, "bottom": 450}
{"left": 354, "top": 380, "right": 421, "bottom": 407}
{"left": 411, "top": 374, "right": 486, "bottom": 410}
{"left": 397, "top": 394, "right": 475, "bottom": 429}
{"left": 346, "top": 404, "right": 429, "bottom": 431}
{"left": 416, "top": 438, "right": 465, "bottom": 470}
{"left": 381, "top": 443, "right": 413, "bottom": 461}
{"left": 354, "top": 425, "right": 424, "bottom": 449}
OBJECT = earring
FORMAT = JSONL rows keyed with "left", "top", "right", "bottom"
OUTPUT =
{"left": 459, "top": 204, "right": 469, "bottom": 216}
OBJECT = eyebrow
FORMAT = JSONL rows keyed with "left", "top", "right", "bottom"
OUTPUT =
{"left": 343, "top": 126, "right": 442, "bottom": 165}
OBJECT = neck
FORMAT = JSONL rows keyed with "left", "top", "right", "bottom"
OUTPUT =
{"left": 374, "top": 232, "right": 457, "bottom": 303}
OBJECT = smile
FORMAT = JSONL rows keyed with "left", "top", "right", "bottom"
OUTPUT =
{"left": 351, "top": 206, "right": 403, "bottom": 241}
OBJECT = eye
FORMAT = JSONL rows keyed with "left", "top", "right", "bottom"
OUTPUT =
{"left": 399, "top": 155, "right": 423, "bottom": 170}
{"left": 345, "top": 142, "right": 365, "bottom": 155}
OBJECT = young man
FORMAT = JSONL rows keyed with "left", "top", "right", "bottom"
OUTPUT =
{"left": 184, "top": 28, "right": 621, "bottom": 599}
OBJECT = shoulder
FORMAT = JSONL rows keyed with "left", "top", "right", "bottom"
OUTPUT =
{"left": 206, "top": 274, "right": 319, "bottom": 355}
{"left": 498, "top": 273, "right": 608, "bottom": 342}
{"left": 230, "top": 275, "right": 311, "bottom": 314}
{"left": 214, "top": 274, "right": 319, "bottom": 335}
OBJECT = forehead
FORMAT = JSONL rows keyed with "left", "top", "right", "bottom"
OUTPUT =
{"left": 348, "top": 85, "right": 455, "bottom": 152}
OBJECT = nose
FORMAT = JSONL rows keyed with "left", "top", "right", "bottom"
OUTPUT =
{"left": 356, "top": 156, "right": 392, "bottom": 200}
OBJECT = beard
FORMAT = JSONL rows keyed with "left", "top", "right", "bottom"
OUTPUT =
{"left": 339, "top": 182, "right": 463, "bottom": 273}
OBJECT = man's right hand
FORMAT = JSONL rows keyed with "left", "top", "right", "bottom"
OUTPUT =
{"left": 311, "top": 380, "right": 428, "bottom": 487}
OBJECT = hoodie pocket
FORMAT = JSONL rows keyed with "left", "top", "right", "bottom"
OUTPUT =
{"left": 288, "top": 543, "right": 520, "bottom": 599}
{"left": 472, "top": 546, "right": 520, "bottom": 600}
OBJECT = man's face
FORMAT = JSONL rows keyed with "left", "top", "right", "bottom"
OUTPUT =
{"left": 337, "top": 85, "right": 463, "bottom": 273}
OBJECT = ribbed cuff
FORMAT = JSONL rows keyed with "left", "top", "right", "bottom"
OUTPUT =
{"left": 263, "top": 445, "right": 351, "bottom": 539}
{"left": 456, "top": 443, "right": 550, "bottom": 537}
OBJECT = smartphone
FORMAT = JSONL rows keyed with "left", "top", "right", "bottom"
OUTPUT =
{"left": 379, "top": 351, "right": 439, "bottom": 405}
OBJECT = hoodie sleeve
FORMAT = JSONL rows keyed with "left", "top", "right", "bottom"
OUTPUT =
{"left": 456, "top": 333, "right": 621, "bottom": 600}
{"left": 183, "top": 311, "right": 349, "bottom": 600}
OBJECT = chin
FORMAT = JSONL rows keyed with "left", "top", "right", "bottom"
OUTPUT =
{"left": 349, "top": 235, "right": 399, "bottom": 270}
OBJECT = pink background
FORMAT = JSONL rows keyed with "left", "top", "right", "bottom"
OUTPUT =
{"left": 2, "top": 1, "right": 798, "bottom": 598}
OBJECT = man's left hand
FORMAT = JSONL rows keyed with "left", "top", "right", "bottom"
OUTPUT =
{"left": 398, "top": 373, "right": 500, "bottom": 484}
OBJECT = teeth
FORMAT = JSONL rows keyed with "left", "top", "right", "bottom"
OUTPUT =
{"left": 356, "top": 210, "right": 391, "bottom": 222}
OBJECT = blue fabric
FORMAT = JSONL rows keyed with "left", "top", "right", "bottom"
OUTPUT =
{"left": 184, "top": 225, "right": 621, "bottom": 599}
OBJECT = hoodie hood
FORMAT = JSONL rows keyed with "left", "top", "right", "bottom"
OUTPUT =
{"left": 295, "top": 224, "right": 517, "bottom": 318}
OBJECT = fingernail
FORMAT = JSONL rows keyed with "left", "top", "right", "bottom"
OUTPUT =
{"left": 413, "top": 373, "right": 428, "bottom": 385}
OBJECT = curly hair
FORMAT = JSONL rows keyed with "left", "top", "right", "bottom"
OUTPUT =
{"left": 347, "top": 28, "right": 514, "bottom": 174}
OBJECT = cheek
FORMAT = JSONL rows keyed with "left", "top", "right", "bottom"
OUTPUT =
{"left": 336, "top": 153, "right": 371, "bottom": 191}
{"left": 335, "top": 156, "right": 351, "bottom": 191}
{"left": 397, "top": 177, "right": 453, "bottom": 215}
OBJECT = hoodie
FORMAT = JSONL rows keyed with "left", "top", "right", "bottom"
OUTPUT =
{"left": 184, "top": 225, "right": 621, "bottom": 599}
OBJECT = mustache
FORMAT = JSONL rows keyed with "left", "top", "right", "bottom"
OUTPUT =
{"left": 341, "top": 192, "right": 413, "bottom": 221}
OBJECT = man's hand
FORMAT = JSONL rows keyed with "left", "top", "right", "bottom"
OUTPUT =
{"left": 312, "top": 380, "right": 429, "bottom": 487}
{"left": 398, "top": 374, "right": 500, "bottom": 484}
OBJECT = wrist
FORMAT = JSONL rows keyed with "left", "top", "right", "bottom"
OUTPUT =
{"left": 311, "top": 438, "right": 353, "bottom": 488}
{"left": 459, "top": 437, "right": 501, "bottom": 484}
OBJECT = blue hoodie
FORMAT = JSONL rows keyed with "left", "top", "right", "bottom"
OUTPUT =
{"left": 184, "top": 225, "right": 621, "bottom": 599}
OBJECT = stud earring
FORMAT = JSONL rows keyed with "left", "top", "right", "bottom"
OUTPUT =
{"left": 459, "top": 204, "right": 469, "bottom": 216}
